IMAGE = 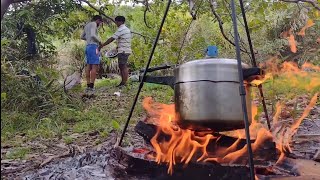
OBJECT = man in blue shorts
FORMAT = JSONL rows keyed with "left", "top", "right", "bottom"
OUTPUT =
{"left": 80, "top": 15, "right": 103, "bottom": 95}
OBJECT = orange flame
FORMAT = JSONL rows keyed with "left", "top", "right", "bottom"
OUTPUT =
{"left": 150, "top": 123, "right": 215, "bottom": 174}
{"left": 277, "top": 93, "right": 318, "bottom": 164}
{"left": 250, "top": 73, "right": 272, "bottom": 86}
{"left": 302, "top": 62, "right": 320, "bottom": 71}
{"left": 288, "top": 33, "right": 297, "bottom": 53}
{"left": 290, "top": 93, "right": 318, "bottom": 132}
{"left": 143, "top": 92, "right": 318, "bottom": 173}
{"left": 280, "top": 19, "right": 315, "bottom": 53}
{"left": 280, "top": 28, "right": 297, "bottom": 53}
{"left": 276, "top": 146, "right": 286, "bottom": 165}
{"left": 144, "top": 97, "right": 215, "bottom": 174}
{"left": 216, "top": 128, "right": 273, "bottom": 164}
{"left": 282, "top": 61, "right": 303, "bottom": 73}
{"left": 306, "top": 78, "right": 320, "bottom": 91}
{"left": 297, "top": 19, "right": 315, "bottom": 37}
{"left": 142, "top": 61, "right": 319, "bottom": 174}
{"left": 281, "top": 62, "right": 320, "bottom": 92}
{"left": 144, "top": 98, "right": 272, "bottom": 173}
{"left": 251, "top": 60, "right": 320, "bottom": 91}
{"left": 142, "top": 97, "right": 176, "bottom": 125}
{"left": 273, "top": 102, "right": 282, "bottom": 124}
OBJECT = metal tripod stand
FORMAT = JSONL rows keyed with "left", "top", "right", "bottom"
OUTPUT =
{"left": 118, "top": 0, "right": 271, "bottom": 179}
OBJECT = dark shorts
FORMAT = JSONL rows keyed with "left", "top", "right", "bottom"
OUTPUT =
{"left": 85, "top": 44, "right": 100, "bottom": 65}
{"left": 118, "top": 53, "right": 130, "bottom": 65}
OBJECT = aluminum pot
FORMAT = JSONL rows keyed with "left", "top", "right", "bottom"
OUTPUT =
{"left": 173, "top": 58, "right": 252, "bottom": 131}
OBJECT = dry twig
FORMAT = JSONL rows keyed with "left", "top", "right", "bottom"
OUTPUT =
{"left": 209, "top": 0, "right": 251, "bottom": 54}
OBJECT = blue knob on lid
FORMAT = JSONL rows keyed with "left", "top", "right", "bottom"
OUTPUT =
{"left": 207, "top": 45, "right": 218, "bottom": 57}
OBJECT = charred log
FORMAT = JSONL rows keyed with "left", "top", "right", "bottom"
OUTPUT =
{"left": 109, "top": 146, "right": 300, "bottom": 179}
{"left": 110, "top": 146, "right": 251, "bottom": 180}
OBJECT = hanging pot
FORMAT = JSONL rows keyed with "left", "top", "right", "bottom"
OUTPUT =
{"left": 139, "top": 58, "right": 263, "bottom": 132}
{"left": 174, "top": 59, "right": 252, "bottom": 131}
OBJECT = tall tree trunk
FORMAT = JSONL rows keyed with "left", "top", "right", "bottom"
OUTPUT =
{"left": 1, "top": 0, "right": 13, "bottom": 20}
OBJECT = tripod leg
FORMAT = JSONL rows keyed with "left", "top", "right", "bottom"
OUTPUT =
{"left": 258, "top": 84, "right": 271, "bottom": 130}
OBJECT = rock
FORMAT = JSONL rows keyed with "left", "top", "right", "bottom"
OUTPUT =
{"left": 64, "top": 72, "right": 81, "bottom": 90}
{"left": 129, "top": 75, "right": 139, "bottom": 82}
{"left": 114, "top": 92, "right": 121, "bottom": 97}
{"left": 70, "top": 133, "right": 81, "bottom": 138}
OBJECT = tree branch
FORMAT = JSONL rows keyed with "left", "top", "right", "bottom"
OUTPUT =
{"left": 279, "top": 0, "right": 320, "bottom": 11}
{"left": 209, "top": 0, "right": 250, "bottom": 54}
{"left": 188, "top": 0, "right": 197, "bottom": 19}
{"left": 77, "top": 0, "right": 115, "bottom": 24}
{"left": 177, "top": 0, "right": 205, "bottom": 64}
{"left": 143, "top": 5, "right": 152, "bottom": 28}
{"left": 131, "top": 31, "right": 152, "bottom": 43}
{"left": 133, "top": 0, "right": 153, "bottom": 28}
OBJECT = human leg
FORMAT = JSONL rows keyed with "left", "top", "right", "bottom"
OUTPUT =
{"left": 85, "top": 44, "right": 100, "bottom": 93}
{"left": 90, "top": 64, "right": 99, "bottom": 87}
{"left": 119, "top": 64, "right": 128, "bottom": 84}
{"left": 85, "top": 64, "right": 91, "bottom": 87}
{"left": 117, "top": 53, "right": 130, "bottom": 86}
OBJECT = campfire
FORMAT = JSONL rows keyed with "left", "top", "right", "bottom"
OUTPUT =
{"left": 21, "top": 60, "right": 319, "bottom": 180}
{"left": 132, "top": 59, "right": 319, "bottom": 176}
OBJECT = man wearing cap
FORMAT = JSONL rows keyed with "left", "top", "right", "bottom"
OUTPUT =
{"left": 80, "top": 15, "right": 103, "bottom": 95}
{"left": 100, "top": 16, "right": 132, "bottom": 87}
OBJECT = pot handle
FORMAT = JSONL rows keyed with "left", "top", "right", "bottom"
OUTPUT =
{"left": 243, "top": 67, "right": 265, "bottom": 81}
{"left": 139, "top": 75, "right": 175, "bottom": 89}
{"left": 139, "top": 64, "right": 172, "bottom": 73}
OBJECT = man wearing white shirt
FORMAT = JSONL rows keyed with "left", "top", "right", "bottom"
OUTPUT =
{"left": 100, "top": 16, "right": 132, "bottom": 87}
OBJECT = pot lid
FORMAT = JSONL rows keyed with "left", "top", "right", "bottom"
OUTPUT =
{"left": 174, "top": 58, "right": 250, "bottom": 83}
